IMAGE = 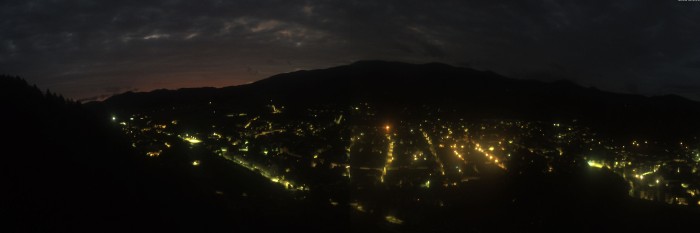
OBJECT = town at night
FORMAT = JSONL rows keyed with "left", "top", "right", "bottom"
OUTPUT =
{"left": 5, "top": 1, "right": 700, "bottom": 232}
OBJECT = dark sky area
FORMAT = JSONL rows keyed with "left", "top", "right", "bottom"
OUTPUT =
{"left": 2, "top": 0, "right": 700, "bottom": 101}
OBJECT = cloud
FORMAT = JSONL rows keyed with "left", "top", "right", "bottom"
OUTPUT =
{"left": 1, "top": 0, "right": 700, "bottom": 100}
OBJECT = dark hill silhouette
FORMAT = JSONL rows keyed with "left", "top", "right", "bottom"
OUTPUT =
{"left": 5, "top": 65, "right": 700, "bottom": 232}
{"left": 0, "top": 76, "right": 238, "bottom": 232}
{"left": 103, "top": 60, "right": 700, "bottom": 141}
{"left": 0, "top": 76, "right": 362, "bottom": 233}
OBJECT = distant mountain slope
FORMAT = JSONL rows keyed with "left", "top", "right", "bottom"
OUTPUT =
{"left": 102, "top": 60, "right": 700, "bottom": 141}
{"left": 2, "top": 76, "right": 347, "bottom": 232}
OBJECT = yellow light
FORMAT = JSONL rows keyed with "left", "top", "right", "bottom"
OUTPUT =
{"left": 385, "top": 125, "right": 391, "bottom": 131}
{"left": 184, "top": 136, "right": 202, "bottom": 144}
{"left": 421, "top": 180, "right": 431, "bottom": 188}
{"left": 587, "top": 160, "right": 604, "bottom": 168}
{"left": 349, "top": 203, "right": 366, "bottom": 212}
{"left": 192, "top": 160, "right": 200, "bottom": 166}
{"left": 488, "top": 146, "right": 495, "bottom": 151}
{"left": 146, "top": 150, "right": 162, "bottom": 157}
{"left": 329, "top": 199, "right": 339, "bottom": 206}
{"left": 385, "top": 215, "right": 403, "bottom": 224}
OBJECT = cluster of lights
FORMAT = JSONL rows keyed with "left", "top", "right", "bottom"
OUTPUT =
{"left": 115, "top": 102, "right": 700, "bottom": 211}
{"left": 146, "top": 150, "right": 162, "bottom": 157}
{"left": 421, "top": 130, "right": 446, "bottom": 176}
{"left": 218, "top": 150, "right": 309, "bottom": 192}
{"left": 381, "top": 126, "right": 395, "bottom": 183}
{"left": 182, "top": 135, "right": 202, "bottom": 144}
{"left": 474, "top": 143, "right": 506, "bottom": 170}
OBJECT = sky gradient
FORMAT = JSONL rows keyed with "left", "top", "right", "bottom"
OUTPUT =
{"left": 2, "top": 0, "right": 700, "bottom": 101}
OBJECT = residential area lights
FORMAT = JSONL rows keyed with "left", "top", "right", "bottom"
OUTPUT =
{"left": 115, "top": 102, "right": 700, "bottom": 214}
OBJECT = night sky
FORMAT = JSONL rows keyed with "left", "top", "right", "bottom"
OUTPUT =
{"left": 2, "top": 0, "right": 700, "bottom": 101}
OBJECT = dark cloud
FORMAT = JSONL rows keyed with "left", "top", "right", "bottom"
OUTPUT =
{"left": 1, "top": 0, "right": 700, "bottom": 100}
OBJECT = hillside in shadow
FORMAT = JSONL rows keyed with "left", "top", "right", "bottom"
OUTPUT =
{"left": 104, "top": 61, "right": 700, "bottom": 142}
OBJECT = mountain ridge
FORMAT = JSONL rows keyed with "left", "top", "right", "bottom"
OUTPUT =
{"left": 101, "top": 60, "right": 700, "bottom": 141}
{"left": 106, "top": 61, "right": 697, "bottom": 105}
